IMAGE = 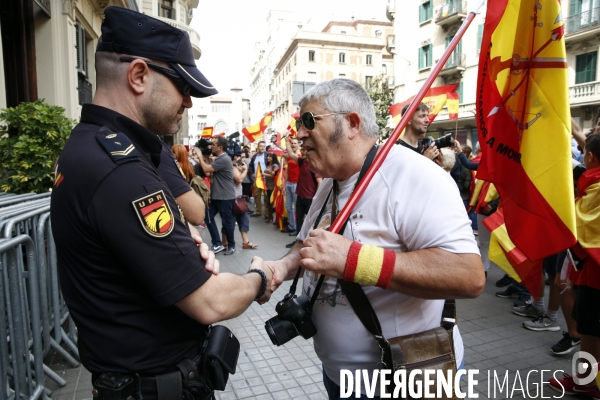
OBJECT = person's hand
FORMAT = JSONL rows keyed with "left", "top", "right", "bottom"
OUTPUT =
{"left": 248, "top": 256, "right": 274, "bottom": 303}
{"left": 192, "top": 235, "right": 220, "bottom": 275}
{"left": 481, "top": 204, "right": 493, "bottom": 215}
{"left": 453, "top": 141, "right": 461, "bottom": 155}
{"left": 299, "top": 229, "right": 352, "bottom": 279}
{"left": 433, "top": 148, "right": 445, "bottom": 167}
{"left": 423, "top": 144, "right": 440, "bottom": 160}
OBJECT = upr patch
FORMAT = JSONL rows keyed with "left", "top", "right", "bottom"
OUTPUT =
{"left": 132, "top": 190, "right": 174, "bottom": 238}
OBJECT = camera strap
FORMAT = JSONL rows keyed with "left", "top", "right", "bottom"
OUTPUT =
{"left": 287, "top": 144, "right": 378, "bottom": 307}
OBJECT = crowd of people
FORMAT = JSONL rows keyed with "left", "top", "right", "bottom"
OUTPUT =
{"left": 48, "top": 7, "right": 599, "bottom": 400}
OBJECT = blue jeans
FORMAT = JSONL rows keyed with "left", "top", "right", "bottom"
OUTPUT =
{"left": 207, "top": 199, "right": 235, "bottom": 249}
{"left": 463, "top": 200, "right": 477, "bottom": 230}
{"left": 285, "top": 182, "right": 297, "bottom": 230}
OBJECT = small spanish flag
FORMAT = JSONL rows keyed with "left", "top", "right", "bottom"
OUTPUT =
{"left": 447, "top": 92, "right": 459, "bottom": 121}
{"left": 286, "top": 119, "right": 297, "bottom": 137}
{"left": 201, "top": 127, "right": 213, "bottom": 138}
{"left": 242, "top": 112, "right": 273, "bottom": 143}
{"left": 255, "top": 163, "right": 267, "bottom": 190}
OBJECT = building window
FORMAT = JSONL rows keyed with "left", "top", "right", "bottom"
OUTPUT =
{"left": 341, "top": 30, "right": 346, "bottom": 34}
{"left": 366, "top": 54, "right": 372, "bottom": 66}
{"left": 76, "top": 21, "right": 92, "bottom": 105}
{"left": 339, "top": 52, "right": 346, "bottom": 64}
{"left": 418, "top": 45, "right": 432, "bottom": 70}
{"left": 476, "top": 24, "right": 484, "bottom": 53}
{"left": 309, "top": 50, "right": 315, "bottom": 62}
{"left": 339, "top": 73, "right": 346, "bottom": 78}
{"left": 419, "top": 0, "right": 433, "bottom": 23}
{"left": 382, "top": 64, "right": 387, "bottom": 74}
{"left": 307, "top": 72, "right": 317, "bottom": 82}
{"left": 576, "top": 52, "right": 597, "bottom": 84}
{"left": 365, "top": 76, "right": 373, "bottom": 88}
{"left": 161, "top": 0, "right": 174, "bottom": 19}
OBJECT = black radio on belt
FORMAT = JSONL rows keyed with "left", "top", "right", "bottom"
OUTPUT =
{"left": 93, "top": 373, "right": 134, "bottom": 400}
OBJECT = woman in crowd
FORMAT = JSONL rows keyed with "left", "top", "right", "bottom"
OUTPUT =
{"left": 172, "top": 144, "right": 195, "bottom": 183}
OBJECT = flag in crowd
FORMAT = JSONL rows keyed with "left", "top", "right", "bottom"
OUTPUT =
{"left": 476, "top": 0, "right": 576, "bottom": 297}
{"left": 389, "top": 83, "right": 459, "bottom": 125}
{"left": 242, "top": 112, "right": 273, "bottom": 143}
{"left": 286, "top": 119, "right": 297, "bottom": 137}
{"left": 201, "top": 126, "right": 213, "bottom": 138}
{"left": 255, "top": 163, "right": 267, "bottom": 191}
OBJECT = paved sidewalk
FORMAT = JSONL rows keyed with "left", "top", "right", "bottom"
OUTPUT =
{"left": 45, "top": 210, "right": 581, "bottom": 400}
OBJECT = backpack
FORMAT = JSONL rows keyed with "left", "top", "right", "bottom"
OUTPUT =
{"left": 190, "top": 176, "right": 211, "bottom": 208}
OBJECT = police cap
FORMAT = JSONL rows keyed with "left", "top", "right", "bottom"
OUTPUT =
{"left": 97, "top": 6, "right": 218, "bottom": 98}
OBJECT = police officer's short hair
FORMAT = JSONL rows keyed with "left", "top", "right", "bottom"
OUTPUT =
{"left": 401, "top": 102, "right": 429, "bottom": 117}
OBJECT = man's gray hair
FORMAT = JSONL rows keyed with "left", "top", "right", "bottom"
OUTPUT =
{"left": 298, "top": 79, "right": 379, "bottom": 138}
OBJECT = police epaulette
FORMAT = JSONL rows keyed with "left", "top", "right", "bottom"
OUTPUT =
{"left": 96, "top": 127, "right": 139, "bottom": 163}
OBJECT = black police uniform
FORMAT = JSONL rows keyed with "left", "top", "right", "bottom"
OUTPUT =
{"left": 51, "top": 104, "right": 212, "bottom": 375}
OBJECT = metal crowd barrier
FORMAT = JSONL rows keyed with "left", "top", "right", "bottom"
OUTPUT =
{"left": 0, "top": 193, "right": 79, "bottom": 400}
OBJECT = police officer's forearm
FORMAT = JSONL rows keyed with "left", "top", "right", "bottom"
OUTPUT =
{"left": 176, "top": 272, "right": 264, "bottom": 325}
{"left": 387, "top": 249, "right": 484, "bottom": 299}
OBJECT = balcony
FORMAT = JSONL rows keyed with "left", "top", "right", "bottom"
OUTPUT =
{"left": 155, "top": 16, "right": 202, "bottom": 59}
{"left": 386, "top": 0, "right": 395, "bottom": 21}
{"left": 439, "top": 52, "right": 466, "bottom": 76}
{"left": 435, "top": 1, "right": 467, "bottom": 29}
{"left": 569, "top": 81, "right": 600, "bottom": 106}
{"left": 436, "top": 102, "right": 475, "bottom": 121}
{"left": 565, "top": 8, "right": 600, "bottom": 42}
{"left": 386, "top": 34, "right": 395, "bottom": 53}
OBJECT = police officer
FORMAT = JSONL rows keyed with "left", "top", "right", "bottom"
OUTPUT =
{"left": 50, "top": 7, "right": 272, "bottom": 399}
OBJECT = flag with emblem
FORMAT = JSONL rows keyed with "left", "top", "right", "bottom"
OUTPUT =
{"left": 476, "top": 0, "right": 577, "bottom": 296}
{"left": 201, "top": 126, "right": 213, "bottom": 138}
{"left": 132, "top": 190, "right": 174, "bottom": 237}
{"left": 242, "top": 112, "right": 273, "bottom": 143}
{"left": 389, "top": 84, "right": 459, "bottom": 125}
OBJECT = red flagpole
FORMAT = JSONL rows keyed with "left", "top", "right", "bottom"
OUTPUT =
{"left": 329, "top": 0, "right": 485, "bottom": 234}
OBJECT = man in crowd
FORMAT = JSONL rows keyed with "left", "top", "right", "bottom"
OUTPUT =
{"left": 249, "top": 141, "right": 267, "bottom": 217}
{"left": 396, "top": 102, "right": 440, "bottom": 161}
{"left": 50, "top": 8, "right": 272, "bottom": 399}
{"left": 281, "top": 137, "right": 301, "bottom": 235}
{"left": 282, "top": 135, "right": 322, "bottom": 248}
{"left": 262, "top": 79, "right": 484, "bottom": 398}
{"left": 198, "top": 136, "right": 237, "bottom": 255}
{"left": 550, "top": 133, "right": 600, "bottom": 398}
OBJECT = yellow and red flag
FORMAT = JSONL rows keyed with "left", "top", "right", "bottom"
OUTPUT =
{"left": 255, "top": 163, "right": 267, "bottom": 190}
{"left": 477, "top": 0, "right": 576, "bottom": 289}
{"left": 242, "top": 112, "right": 273, "bottom": 143}
{"left": 271, "top": 167, "right": 288, "bottom": 230}
{"left": 286, "top": 119, "right": 297, "bottom": 138}
{"left": 389, "top": 84, "right": 459, "bottom": 125}
{"left": 447, "top": 92, "right": 459, "bottom": 121}
{"left": 201, "top": 126, "right": 213, "bottom": 138}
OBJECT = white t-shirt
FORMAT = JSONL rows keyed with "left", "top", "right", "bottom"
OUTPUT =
{"left": 297, "top": 145, "right": 479, "bottom": 389}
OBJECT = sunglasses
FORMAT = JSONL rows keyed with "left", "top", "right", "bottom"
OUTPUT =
{"left": 295, "top": 111, "right": 350, "bottom": 131}
{"left": 120, "top": 57, "right": 191, "bottom": 96}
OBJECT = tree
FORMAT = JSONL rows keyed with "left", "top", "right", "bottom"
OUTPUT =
{"left": 365, "top": 75, "right": 394, "bottom": 142}
{"left": 0, "top": 100, "right": 75, "bottom": 194}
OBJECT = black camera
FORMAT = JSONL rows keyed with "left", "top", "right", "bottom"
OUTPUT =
{"left": 265, "top": 292, "right": 317, "bottom": 346}
{"left": 195, "top": 138, "right": 213, "bottom": 156}
{"left": 422, "top": 132, "right": 455, "bottom": 149}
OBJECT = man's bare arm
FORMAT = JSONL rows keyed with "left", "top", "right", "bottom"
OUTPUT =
{"left": 176, "top": 190, "right": 205, "bottom": 225}
{"left": 572, "top": 117, "right": 586, "bottom": 150}
{"left": 199, "top": 155, "right": 215, "bottom": 173}
{"left": 177, "top": 257, "right": 272, "bottom": 325}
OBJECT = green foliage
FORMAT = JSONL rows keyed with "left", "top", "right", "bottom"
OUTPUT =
{"left": 365, "top": 75, "right": 394, "bottom": 142}
{"left": 0, "top": 100, "right": 75, "bottom": 194}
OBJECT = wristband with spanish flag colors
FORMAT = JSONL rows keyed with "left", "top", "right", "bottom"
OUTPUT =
{"left": 344, "top": 242, "right": 395, "bottom": 289}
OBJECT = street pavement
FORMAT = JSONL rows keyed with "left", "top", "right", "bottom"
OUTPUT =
{"left": 45, "top": 205, "right": 582, "bottom": 400}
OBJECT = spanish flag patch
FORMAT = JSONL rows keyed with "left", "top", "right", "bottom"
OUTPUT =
{"left": 132, "top": 190, "right": 174, "bottom": 238}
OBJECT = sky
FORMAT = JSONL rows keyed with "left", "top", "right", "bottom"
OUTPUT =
{"left": 190, "top": 0, "right": 390, "bottom": 97}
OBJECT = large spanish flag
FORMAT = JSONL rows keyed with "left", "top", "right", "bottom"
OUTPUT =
{"left": 242, "top": 112, "right": 273, "bottom": 143}
{"left": 477, "top": 0, "right": 576, "bottom": 266}
{"left": 389, "top": 84, "right": 459, "bottom": 125}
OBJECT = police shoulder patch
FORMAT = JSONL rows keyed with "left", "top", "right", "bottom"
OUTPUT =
{"left": 96, "top": 128, "right": 139, "bottom": 163}
{"left": 132, "top": 190, "right": 174, "bottom": 238}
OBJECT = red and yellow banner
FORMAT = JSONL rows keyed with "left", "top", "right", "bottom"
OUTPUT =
{"left": 389, "top": 84, "right": 459, "bottom": 125}
{"left": 201, "top": 126, "right": 213, "bottom": 138}
{"left": 255, "top": 163, "right": 267, "bottom": 190}
{"left": 477, "top": 0, "right": 576, "bottom": 275}
{"left": 242, "top": 112, "right": 273, "bottom": 143}
{"left": 286, "top": 119, "right": 297, "bottom": 137}
{"left": 447, "top": 92, "right": 459, "bottom": 121}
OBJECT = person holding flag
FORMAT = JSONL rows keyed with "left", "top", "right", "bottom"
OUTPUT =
{"left": 249, "top": 141, "right": 268, "bottom": 217}
{"left": 281, "top": 135, "right": 301, "bottom": 235}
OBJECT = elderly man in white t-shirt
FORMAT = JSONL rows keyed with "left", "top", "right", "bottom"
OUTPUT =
{"left": 259, "top": 79, "right": 485, "bottom": 399}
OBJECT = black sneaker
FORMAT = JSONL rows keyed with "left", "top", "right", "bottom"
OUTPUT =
{"left": 551, "top": 332, "right": 581, "bottom": 355}
{"left": 495, "top": 285, "right": 519, "bottom": 298}
{"left": 513, "top": 294, "right": 533, "bottom": 307}
{"left": 495, "top": 274, "right": 515, "bottom": 287}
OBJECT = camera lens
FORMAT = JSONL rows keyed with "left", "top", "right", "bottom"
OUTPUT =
{"left": 265, "top": 317, "right": 299, "bottom": 346}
